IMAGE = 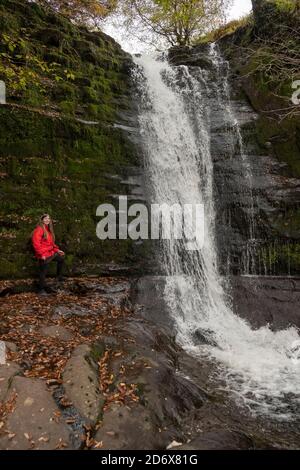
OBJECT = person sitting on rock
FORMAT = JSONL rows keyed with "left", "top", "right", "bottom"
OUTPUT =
{"left": 32, "top": 214, "right": 65, "bottom": 294}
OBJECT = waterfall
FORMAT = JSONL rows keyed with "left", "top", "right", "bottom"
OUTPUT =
{"left": 209, "top": 44, "right": 257, "bottom": 275}
{"left": 133, "top": 49, "right": 300, "bottom": 419}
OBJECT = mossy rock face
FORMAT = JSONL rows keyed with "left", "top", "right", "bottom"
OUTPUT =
{"left": 217, "top": 3, "right": 300, "bottom": 275}
{"left": 0, "top": 0, "right": 147, "bottom": 280}
{"left": 0, "top": 0, "right": 131, "bottom": 123}
{"left": 255, "top": 242, "right": 300, "bottom": 276}
{"left": 219, "top": 3, "right": 300, "bottom": 180}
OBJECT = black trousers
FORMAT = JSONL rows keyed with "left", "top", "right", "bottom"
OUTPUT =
{"left": 38, "top": 253, "right": 65, "bottom": 290}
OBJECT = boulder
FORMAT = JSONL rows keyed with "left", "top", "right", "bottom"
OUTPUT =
{"left": 0, "top": 362, "right": 21, "bottom": 401}
{"left": 231, "top": 276, "right": 300, "bottom": 329}
{"left": 39, "top": 325, "right": 74, "bottom": 342}
{"left": 94, "top": 404, "right": 159, "bottom": 450}
{"left": 62, "top": 345, "right": 103, "bottom": 425}
{"left": 4, "top": 341, "right": 18, "bottom": 353}
{"left": 53, "top": 305, "right": 94, "bottom": 318}
{"left": 0, "top": 377, "right": 72, "bottom": 450}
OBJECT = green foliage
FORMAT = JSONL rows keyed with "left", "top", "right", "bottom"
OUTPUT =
{"left": 0, "top": 1, "right": 128, "bottom": 121}
{"left": 119, "top": 0, "right": 233, "bottom": 46}
{"left": 37, "top": 0, "right": 118, "bottom": 25}
{"left": 272, "top": 0, "right": 298, "bottom": 12}
{"left": 0, "top": 31, "right": 75, "bottom": 99}
{"left": 222, "top": 0, "right": 300, "bottom": 119}
{"left": 258, "top": 242, "right": 300, "bottom": 275}
{"left": 59, "top": 100, "right": 76, "bottom": 115}
{"left": 198, "top": 14, "right": 253, "bottom": 43}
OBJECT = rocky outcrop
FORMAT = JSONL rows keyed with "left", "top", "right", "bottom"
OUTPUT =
{"left": 0, "top": 376, "right": 73, "bottom": 450}
{"left": 130, "top": 276, "right": 300, "bottom": 450}
{"left": 1, "top": 276, "right": 300, "bottom": 449}
{"left": 169, "top": 36, "right": 300, "bottom": 275}
{"left": 0, "top": 362, "right": 20, "bottom": 401}
{"left": 230, "top": 276, "right": 300, "bottom": 330}
{"left": 39, "top": 325, "right": 74, "bottom": 341}
{"left": 62, "top": 344, "right": 103, "bottom": 426}
{"left": 94, "top": 404, "right": 159, "bottom": 450}
{"left": 217, "top": 2, "right": 300, "bottom": 274}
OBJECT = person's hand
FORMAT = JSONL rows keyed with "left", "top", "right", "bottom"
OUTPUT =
{"left": 58, "top": 250, "right": 65, "bottom": 256}
{"left": 42, "top": 256, "right": 46, "bottom": 261}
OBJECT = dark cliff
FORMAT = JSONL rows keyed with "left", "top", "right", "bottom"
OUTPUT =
{"left": 169, "top": 1, "right": 300, "bottom": 275}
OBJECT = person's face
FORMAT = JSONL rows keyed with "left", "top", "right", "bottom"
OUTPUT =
{"left": 42, "top": 215, "right": 51, "bottom": 225}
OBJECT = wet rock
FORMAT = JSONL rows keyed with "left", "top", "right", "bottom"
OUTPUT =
{"left": 93, "top": 282, "right": 130, "bottom": 294}
{"left": 192, "top": 329, "right": 218, "bottom": 347}
{"left": 176, "top": 430, "right": 253, "bottom": 450}
{"left": 116, "top": 319, "right": 207, "bottom": 427}
{"left": 100, "top": 292, "right": 130, "bottom": 308}
{"left": 91, "top": 282, "right": 131, "bottom": 308}
{"left": 0, "top": 377, "right": 72, "bottom": 450}
{"left": 0, "top": 284, "right": 33, "bottom": 297}
{"left": 53, "top": 304, "right": 94, "bottom": 318}
{"left": 61, "top": 280, "right": 131, "bottom": 309}
{"left": 133, "top": 276, "right": 174, "bottom": 331}
{"left": 39, "top": 325, "right": 74, "bottom": 342}
{"left": 168, "top": 45, "right": 212, "bottom": 69}
{"left": 0, "top": 362, "right": 21, "bottom": 401}
{"left": 52, "top": 385, "right": 88, "bottom": 450}
{"left": 99, "top": 336, "right": 119, "bottom": 349}
{"left": 97, "top": 263, "right": 138, "bottom": 277}
{"left": 69, "top": 279, "right": 130, "bottom": 295}
{"left": 62, "top": 345, "right": 103, "bottom": 426}
{"left": 231, "top": 276, "right": 300, "bottom": 329}
{"left": 94, "top": 404, "right": 162, "bottom": 450}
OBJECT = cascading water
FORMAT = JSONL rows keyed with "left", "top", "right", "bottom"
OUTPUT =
{"left": 209, "top": 44, "right": 258, "bottom": 275}
{"left": 133, "top": 48, "right": 300, "bottom": 420}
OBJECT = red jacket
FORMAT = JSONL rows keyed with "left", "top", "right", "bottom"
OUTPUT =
{"left": 32, "top": 225, "right": 60, "bottom": 259}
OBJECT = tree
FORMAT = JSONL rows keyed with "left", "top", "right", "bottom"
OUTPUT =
{"left": 38, "top": 0, "right": 118, "bottom": 25}
{"left": 118, "top": 0, "right": 233, "bottom": 46}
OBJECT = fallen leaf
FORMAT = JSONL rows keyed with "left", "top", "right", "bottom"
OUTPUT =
{"left": 167, "top": 440, "right": 183, "bottom": 450}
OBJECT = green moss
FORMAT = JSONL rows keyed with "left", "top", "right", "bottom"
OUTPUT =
{"left": 0, "top": 0, "right": 129, "bottom": 123}
{"left": 254, "top": 115, "right": 300, "bottom": 177}
{"left": 258, "top": 242, "right": 300, "bottom": 275}
{"left": 135, "top": 383, "right": 147, "bottom": 405}
{"left": 0, "top": 1, "right": 142, "bottom": 280}
{"left": 59, "top": 100, "right": 76, "bottom": 116}
{"left": 87, "top": 104, "right": 99, "bottom": 117}
{"left": 272, "top": 0, "right": 297, "bottom": 13}
{"left": 0, "top": 104, "right": 140, "bottom": 278}
{"left": 90, "top": 342, "right": 106, "bottom": 362}
{"left": 0, "top": 260, "right": 18, "bottom": 278}
{"left": 220, "top": 4, "right": 300, "bottom": 178}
